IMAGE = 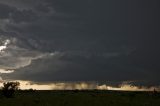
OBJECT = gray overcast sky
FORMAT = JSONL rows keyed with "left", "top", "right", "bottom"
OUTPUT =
{"left": 0, "top": 0, "right": 160, "bottom": 87}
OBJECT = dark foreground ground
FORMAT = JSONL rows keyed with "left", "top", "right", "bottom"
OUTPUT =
{"left": 0, "top": 90, "right": 160, "bottom": 106}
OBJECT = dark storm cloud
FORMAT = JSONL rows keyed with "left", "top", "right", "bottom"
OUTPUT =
{"left": 4, "top": 0, "right": 128, "bottom": 51}
{"left": 0, "top": 3, "right": 37, "bottom": 23}
{"left": 0, "top": 3, "right": 15, "bottom": 19}
{"left": 127, "top": 0, "right": 160, "bottom": 86}
{"left": 3, "top": 50, "right": 159, "bottom": 86}
{"left": 11, "top": 9, "right": 37, "bottom": 23}
{"left": 0, "top": 0, "right": 160, "bottom": 87}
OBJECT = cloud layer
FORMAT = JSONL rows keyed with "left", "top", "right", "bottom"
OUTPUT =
{"left": 0, "top": 35, "right": 54, "bottom": 74}
{"left": 0, "top": 0, "right": 160, "bottom": 88}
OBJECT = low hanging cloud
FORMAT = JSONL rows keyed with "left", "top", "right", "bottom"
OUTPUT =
{"left": 0, "top": 35, "right": 54, "bottom": 74}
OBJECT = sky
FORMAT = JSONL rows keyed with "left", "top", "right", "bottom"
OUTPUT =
{"left": 0, "top": 0, "right": 160, "bottom": 90}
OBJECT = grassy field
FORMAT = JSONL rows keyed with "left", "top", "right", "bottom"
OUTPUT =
{"left": 0, "top": 90, "right": 160, "bottom": 106}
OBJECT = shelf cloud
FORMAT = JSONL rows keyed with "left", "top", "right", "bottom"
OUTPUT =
{"left": 0, "top": 0, "right": 160, "bottom": 89}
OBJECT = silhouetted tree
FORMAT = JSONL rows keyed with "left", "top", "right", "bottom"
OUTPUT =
{"left": 2, "top": 81, "right": 20, "bottom": 98}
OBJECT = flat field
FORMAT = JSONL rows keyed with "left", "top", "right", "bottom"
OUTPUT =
{"left": 0, "top": 90, "right": 160, "bottom": 106}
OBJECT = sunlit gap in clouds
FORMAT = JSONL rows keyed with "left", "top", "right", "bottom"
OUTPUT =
{"left": 0, "top": 39, "right": 10, "bottom": 51}
{"left": 0, "top": 69, "right": 14, "bottom": 73}
{"left": 0, "top": 80, "right": 159, "bottom": 91}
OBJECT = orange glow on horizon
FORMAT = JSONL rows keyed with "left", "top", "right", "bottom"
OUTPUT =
{"left": 0, "top": 80, "right": 159, "bottom": 91}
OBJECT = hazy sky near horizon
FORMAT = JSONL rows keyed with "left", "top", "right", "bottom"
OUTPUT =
{"left": 0, "top": 0, "right": 160, "bottom": 87}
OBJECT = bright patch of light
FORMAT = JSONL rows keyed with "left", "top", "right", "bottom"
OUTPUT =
{"left": 0, "top": 80, "right": 159, "bottom": 91}
{"left": 0, "top": 39, "right": 10, "bottom": 51}
{"left": 0, "top": 69, "right": 14, "bottom": 73}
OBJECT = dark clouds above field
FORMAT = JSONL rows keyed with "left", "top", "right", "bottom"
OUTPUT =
{"left": 0, "top": 0, "right": 160, "bottom": 87}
